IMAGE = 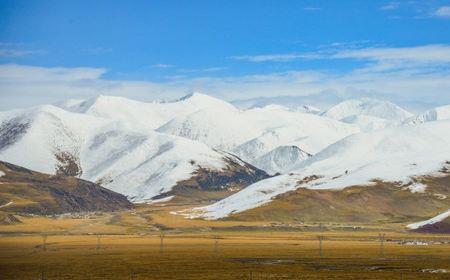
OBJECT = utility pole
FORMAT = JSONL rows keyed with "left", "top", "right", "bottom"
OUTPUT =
{"left": 41, "top": 234, "right": 47, "bottom": 251}
{"left": 129, "top": 269, "right": 136, "bottom": 280}
{"left": 39, "top": 265, "right": 47, "bottom": 280}
{"left": 159, "top": 231, "right": 165, "bottom": 253}
{"left": 96, "top": 234, "right": 102, "bottom": 251}
{"left": 213, "top": 235, "right": 219, "bottom": 253}
{"left": 379, "top": 233, "right": 385, "bottom": 258}
{"left": 318, "top": 235, "right": 324, "bottom": 257}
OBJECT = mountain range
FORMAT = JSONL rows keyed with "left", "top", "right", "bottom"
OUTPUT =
{"left": 1, "top": 92, "right": 449, "bottom": 226}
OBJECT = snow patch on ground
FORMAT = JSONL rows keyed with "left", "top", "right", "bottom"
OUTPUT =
{"left": 0, "top": 201, "right": 13, "bottom": 208}
{"left": 404, "top": 182, "right": 427, "bottom": 193}
{"left": 146, "top": 196, "right": 174, "bottom": 204}
{"left": 407, "top": 209, "right": 450, "bottom": 229}
{"left": 184, "top": 174, "right": 302, "bottom": 219}
{"left": 0, "top": 170, "right": 5, "bottom": 177}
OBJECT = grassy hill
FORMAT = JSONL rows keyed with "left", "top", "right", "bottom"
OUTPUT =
{"left": 228, "top": 174, "right": 450, "bottom": 225}
{"left": 0, "top": 161, "right": 132, "bottom": 215}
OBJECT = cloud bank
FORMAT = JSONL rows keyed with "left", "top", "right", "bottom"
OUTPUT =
{"left": 1, "top": 45, "right": 450, "bottom": 112}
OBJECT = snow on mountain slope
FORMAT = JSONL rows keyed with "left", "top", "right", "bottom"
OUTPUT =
{"left": 251, "top": 145, "right": 311, "bottom": 175}
{"left": 256, "top": 104, "right": 321, "bottom": 114}
{"left": 231, "top": 94, "right": 340, "bottom": 112}
{"left": 407, "top": 209, "right": 450, "bottom": 230}
{"left": 160, "top": 103, "right": 359, "bottom": 153}
{"left": 230, "top": 107, "right": 359, "bottom": 172}
{"left": 340, "top": 115, "right": 394, "bottom": 132}
{"left": 184, "top": 174, "right": 298, "bottom": 219}
{"left": 0, "top": 105, "right": 265, "bottom": 201}
{"left": 55, "top": 93, "right": 356, "bottom": 167}
{"left": 404, "top": 104, "right": 450, "bottom": 125}
{"left": 57, "top": 92, "right": 234, "bottom": 130}
{"left": 322, "top": 98, "right": 412, "bottom": 121}
{"left": 157, "top": 106, "right": 252, "bottom": 151}
{"left": 232, "top": 126, "right": 308, "bottom": 162}
{"left": 81, "top": 129, "right": 244, "bottom": 201}
{"left": 0, "top": 105, "right": 108, "bottom": 174}
{"left": 295, "top": 105, "right": 322, "bottom": 114}
{"left": 188, "top": 120, "right": 450, "bottom": 219}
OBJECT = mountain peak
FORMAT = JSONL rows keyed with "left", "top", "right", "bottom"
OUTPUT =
{"left": 177, "top": 92, "right": 208, "bottom": 100}
{"left": 404, "top": 104, "right": 450, "bottom": 125}
{"left": 174, "top": 92, "right": 237, "bottom": 110}
{"left": 322, "top": 98, "right": 412, "bottom": 121}
{"left": 177, "top": 92, "right": 226, "bottom": 103}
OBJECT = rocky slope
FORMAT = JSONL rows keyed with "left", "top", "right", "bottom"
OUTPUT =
{"left": 0, "top": 161, "right": 132, "bottom": 215}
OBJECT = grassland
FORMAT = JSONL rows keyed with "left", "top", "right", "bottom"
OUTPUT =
{"left": 1, "top": 204, "right": 450, "bottom": 279}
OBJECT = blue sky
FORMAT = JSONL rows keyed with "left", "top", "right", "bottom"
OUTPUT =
{"left": 1, "top": 0, "right": 450, "bottom": 110}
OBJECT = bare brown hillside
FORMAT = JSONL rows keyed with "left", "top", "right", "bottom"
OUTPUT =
{"left": 228, "top": 174, "right": 450, "bottom": 225}
{"left": 0, "top": 161, "right": 132, "bottom": 215}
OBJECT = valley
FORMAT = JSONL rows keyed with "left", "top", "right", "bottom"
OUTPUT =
{"left": 1, "top": 202, "right": 450, "bottom": 279}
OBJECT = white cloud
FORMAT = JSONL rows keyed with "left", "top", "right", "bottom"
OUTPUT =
{"left": 333, "top": 45, "right": 450, "bottom": 64}
{"left": 83, "top": 47, "right": 113, "bottom": 55}
{"left": 0, "top": 64, "right": 187, "bottom": 109}
{"left": 150, "top": 64, "right": 174, "bottom": 68}
{"left": 303, "top": 7, "right": 321, "bottom": 11}
{"left": 0, "top": 64, "right": 106, "bottom": 82}
{"left": 231, "top": 45, "right": 450, "bottom": 70}
{"left": 1, "top": 44, "right": 450, "bottom": 111}
{"left": 0, "top": 48, "right": 46, "bottom": 57}
{"left": 380, "top": 2, "right": 400, "bottom": 10}
{"left": 434, "top": 6, "right": 450, "bottom": 17}
{"left": 230, "top": 53, "right": 322, "bottom": 62}
{"left": 332, "top": 45, "right": 450, "bottom": 74}
{"left": 178, "top": 67, "right": 227, "bottom": 73}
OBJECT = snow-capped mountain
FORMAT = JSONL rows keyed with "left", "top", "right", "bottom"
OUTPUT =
{"left": 188, "top": 119, "right": 450, "bottom": 219}
{"left": 339, "top": 115, "right": 394, "bottom": 132}
{"left": 322, "top": 98, "right": 413, "bottom": 121}
{"left": 0, "top": 104, "right": 267, "bottom": 202}
{"left": 3, "top": 92, "right": 447, "bottom": 213}
{"left": 295, "top": 105, "right": 322, "bottom": 114}
{"left": 251, "top": 145, "right": 311, "bottom": 175}
{"left": 231, "top": 94, "right": 342, "bottom": 111}
{"left": 404, "top": 104, "right": 450, "bottom": 125}
{"left": 157, "top": 105, "right": 251, "bottom": 151}
{"left": 231, "top": 116, "right": 358, "bottom": 174}
{"left": 159, "top": 102, "right": 359, "bottom": 156}
{"left": 57, "top": 93, "right": 234, "bottom": 130}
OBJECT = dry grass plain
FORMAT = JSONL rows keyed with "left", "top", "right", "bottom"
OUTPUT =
{"left": 1, "top": 204, "right": 450, "bottom": 279}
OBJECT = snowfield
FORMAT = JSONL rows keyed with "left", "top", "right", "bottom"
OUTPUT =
{"left": 159, "top": 102, "right": 359, "bottom": 167}
{"left": 57, "top": 93, "right": 233, "bottom": 131}
{"left": 322, "top": 98, "right": 413, "bottom": 121}
{"left": 251, "top": 145, "right": 311, "bottom": 175}
{"left": 187, "top": 119, "right": 450, "bottom": 219}
{"left": 404, "top": 104, "right": 450, "bottom": 125}
{"left": 407, "top": 209, "right": 450, "bottom": 230}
